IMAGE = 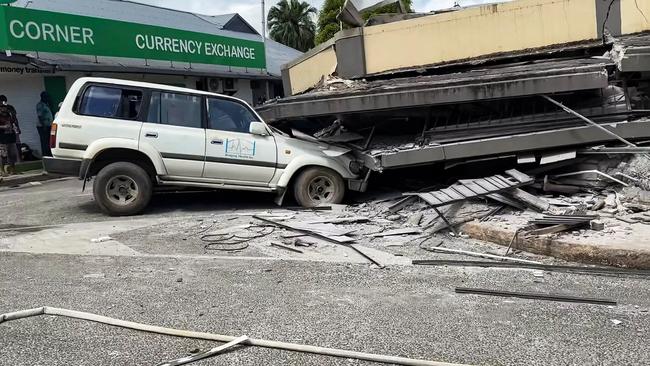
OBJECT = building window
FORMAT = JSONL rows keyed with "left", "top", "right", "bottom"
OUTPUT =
{"left": 79, "top": 85, "right": 142, "bottom": 119}
{"left": 147, "top": 92, "right": 202, "bottom": 129}
{"left": 207, "top": 98, "right": 257, "bottom": 133}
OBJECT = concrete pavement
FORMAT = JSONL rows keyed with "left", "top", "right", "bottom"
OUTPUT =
{"left": 2, "top": 252, "right": 649, "bottom": 366}
{"left": 1, "top": 179, "right": 649, "bottom": 365}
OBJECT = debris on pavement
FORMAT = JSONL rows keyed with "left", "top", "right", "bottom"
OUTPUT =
{"left": 454, "top": 287, "right": 617, "bottom": 306}
{"left": 90, "top": 236, "right": 113, "bottom": 243}
{"left": 270, "top": 241, "right": 304, "bottom": 254}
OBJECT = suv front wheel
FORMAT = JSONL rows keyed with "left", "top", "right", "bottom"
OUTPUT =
{"left": 293, "top": 167, "right": 345, "bottom": 207}
{"left": 93, "top": 162, "right": 153, "bottom": 216}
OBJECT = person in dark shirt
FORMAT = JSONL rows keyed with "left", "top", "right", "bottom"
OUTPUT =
{"left": 0, "top": 95, "right": 19, "bottom": 175}
{"left": 36, "top": 91, "right": 54, "bottom": 157}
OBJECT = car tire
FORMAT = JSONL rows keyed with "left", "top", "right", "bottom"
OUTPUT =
{"left": 293, "top": 167, "right": 345, "bottom": 207}
{"left": 93, "top": 162, "right": 153, "bottom": 216}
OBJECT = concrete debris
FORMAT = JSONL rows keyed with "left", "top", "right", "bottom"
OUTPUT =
{"left": 406, "top": 212, "right": 423, "bottom": 226}
{"left": 610, "top": 319, "right": 623, "bottom": 326}
{"left": 90, "top": 236, "right": 113, "bottom": 243}
{"left": 270, "top": 241, "right": 304, "bottom": 254}
{"left": 590, "top": 221, "right": 605, "bottom": 231}
{"left": 370, "top": 228, "right": 422, "bottom": 237}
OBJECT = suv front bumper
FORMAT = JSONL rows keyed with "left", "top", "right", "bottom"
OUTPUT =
{"left": 43, "top": 157, "right": 82, "bottom": 177}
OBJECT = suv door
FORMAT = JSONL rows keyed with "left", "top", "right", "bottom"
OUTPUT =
{"left": 203, "top": 97, "right": 277, "bottom": 184}
{"left": 140, "top": 91, "right": 206, "bottom": 177}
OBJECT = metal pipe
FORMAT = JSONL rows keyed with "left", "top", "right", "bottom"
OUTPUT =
{"left": 0, "top": 307, "right": 465, "bottom": 366}
{"left": 541, "top": 95, "right": 637, "bottom": 148}
{"left": 551, "top": 170, "right": 629, "bottom": 187}
{"left": 424, "top": 247, "right": 542, "bottom": 265}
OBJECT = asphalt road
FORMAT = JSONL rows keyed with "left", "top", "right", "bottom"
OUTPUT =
{"left": 1, "top": 179, "right": 649, "bottom": 366}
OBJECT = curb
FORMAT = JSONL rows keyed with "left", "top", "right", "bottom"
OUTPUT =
{"left": 0, "top": 172, "right": 67, "bottom": 188}
{"left": 461, "top": 221, "right": 650, "bottom": 269}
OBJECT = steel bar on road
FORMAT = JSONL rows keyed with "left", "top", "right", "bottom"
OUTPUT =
{"left": 455, "top": 287, "right": 617, "bottom": 306}
{"left": 426, "top": 246, "right": 542, "bottom": 264}
{"left": 412, "top": 259, "right": 650, "bottom": 277}
{"left": 253, "top": 216, "right": 385, "bottom": 268}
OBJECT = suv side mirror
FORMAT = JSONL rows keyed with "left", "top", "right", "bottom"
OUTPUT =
{"left": 249, "top": 121, "right": 268, "bottom": 136}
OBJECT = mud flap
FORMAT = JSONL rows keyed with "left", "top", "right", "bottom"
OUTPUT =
{"left": 274, "top": 188, "right": 287, "bottom": 206}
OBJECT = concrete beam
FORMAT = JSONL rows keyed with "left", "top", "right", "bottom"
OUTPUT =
{"left": 259, "top": 69, "right": 609, "bottom": 121}
{"left": 377, "top": 119, "right": 650, "bottom": 169}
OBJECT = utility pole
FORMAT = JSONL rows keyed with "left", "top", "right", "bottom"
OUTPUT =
{"left": 262, "top": 0, "right": 270, "bottom": 100}
{"left": 261, "top": 0, "right": 266, "bottom": 39}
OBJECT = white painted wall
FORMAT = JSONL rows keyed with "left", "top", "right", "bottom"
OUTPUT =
{"left": 0, "top": 65, "right": 48, "bottom": 156}
{"left": 233, "top": 79, "right": 253, "bottom": 105}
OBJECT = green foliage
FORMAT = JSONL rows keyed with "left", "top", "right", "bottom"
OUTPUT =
{"left": 315, "top": 0, "right": 345, "bottom": 45}
{"left": 363, "top": 0, "right": 413, "bottom": 21}
{"left": 315, "top": 0, "right": 414, "bottom": 45}
{"left": 267, "top": 0, "right": 317, "bottom": 52}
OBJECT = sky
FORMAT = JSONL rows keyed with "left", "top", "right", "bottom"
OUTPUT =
{"left": 134, "top": 0, "right": 507, "bottom": 35}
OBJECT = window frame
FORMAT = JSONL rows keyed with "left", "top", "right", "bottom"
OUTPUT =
{"left": 146, "top": 90, "right": 206, "bottom": 129}
{"left": 206, "top": 96, "right": 260, "bottom": 134}
{"left": 74, "top": 82, "right": 146, "bottom": 121}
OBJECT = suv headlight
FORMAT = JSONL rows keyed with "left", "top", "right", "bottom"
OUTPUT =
{"left": 349, "top": 160, "right": 363, "bottom": 175}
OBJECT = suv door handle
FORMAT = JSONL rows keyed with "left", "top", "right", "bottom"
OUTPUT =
{"left": 211, "top": 139, "right": 223, "bottom": 145}
{"left": 145, "top": 132, "right": 158, "bottom": 138}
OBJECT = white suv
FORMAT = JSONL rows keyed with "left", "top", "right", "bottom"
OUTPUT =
{"left": 43, "top": 77, "right": 364, "bottom": 216}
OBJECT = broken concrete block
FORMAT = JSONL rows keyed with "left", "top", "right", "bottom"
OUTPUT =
{"left": 590, "top": 221, "right": 605, "bottom": 231}
{"left": 406, "top": 212, "right": 423, "bottom": 226}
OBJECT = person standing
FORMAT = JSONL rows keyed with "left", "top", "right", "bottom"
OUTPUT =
{"left": 0, "top": 95, "right": 19, "bottom": 175}
{"left": 36, "top": 91, "right": 54, "bottom": 157}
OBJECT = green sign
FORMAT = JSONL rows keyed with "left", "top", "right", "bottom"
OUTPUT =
{"left": 0, "top": 6, "right": 266, "bottom": 69}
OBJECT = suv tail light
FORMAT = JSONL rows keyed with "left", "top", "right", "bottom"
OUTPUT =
{"left": 50, "top": 122, "right": 58, "bottom": 149}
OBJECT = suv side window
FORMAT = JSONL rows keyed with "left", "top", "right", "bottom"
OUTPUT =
{"left": 146, "top": 91, "right": 202, "bottom": 129}
{"left": 78, "top": 85, "right": 142, "bottom": 119}
{"left": 207, "top": 98, "right": 257, "bottom": 133}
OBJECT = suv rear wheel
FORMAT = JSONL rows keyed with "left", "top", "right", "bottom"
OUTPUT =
{"left": 293, "top": 167, "right": 345, "bottom": 207}
{"left": 93, "top": 162, "right": 153, "bottom": 216}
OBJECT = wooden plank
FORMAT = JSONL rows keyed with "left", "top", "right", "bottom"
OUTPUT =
{"left": 419, "top": 193, "right": 442, "bottom": 205}
{"left": 486, "top": 193, "right": 526, "bottom": 210}
{"left": 505, "top": 169, "right": 533, "bottom": 183}
{"left": 461, "top": 182, "right": 489, "bottom": 195}
{"left": 494, "top": 175, "right": 519, "bottom": 187}
{"left": 441, "top": 188, "right": 464, "bottom": 200}
{"left": 387, "top": 195, "right": 417, "bottom": 213}
{"left": 506, "top": 188, "right": 551, "bottom": 212}
{"left": 484, "top": 176, "right": 509, "bottom": 189}
{"left": 526, "top": 223, "right": 581, "bottom": 235}
{"left": 453, "top": 184, "right": 478, "bottom": 197}
{"left": 432, "top": 191, "right": 453, "bottom": 204}
{"left": 473, "top": 178, "right": 500, "bottom": 191}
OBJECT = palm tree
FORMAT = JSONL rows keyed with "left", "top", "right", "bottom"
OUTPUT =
{"left": 267, "top": 0, "right": 317, "bottom": 52}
